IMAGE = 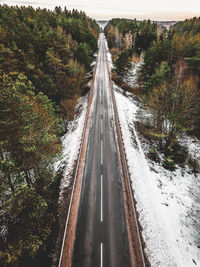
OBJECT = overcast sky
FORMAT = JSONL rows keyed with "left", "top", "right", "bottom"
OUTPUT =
{"left": 1, "top": 0, "right": 200, "bottom": 21}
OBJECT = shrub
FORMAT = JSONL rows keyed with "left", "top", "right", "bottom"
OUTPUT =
{"left": 163, "top": 156, "right": 176, "bottom": 171}
{"left": 148, "top": 146, "right": 160, "bottom": 162}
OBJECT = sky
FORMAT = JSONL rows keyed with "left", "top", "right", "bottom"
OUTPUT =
{"left": 1, "top": 0, "right": 200, "bottom": 21}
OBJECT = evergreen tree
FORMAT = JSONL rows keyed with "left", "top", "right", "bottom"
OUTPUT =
{"left": 114, "top": 50, "right": 131, "bottom": 80}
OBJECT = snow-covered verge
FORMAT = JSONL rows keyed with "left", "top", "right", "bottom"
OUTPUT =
{"left": 114, "top": 85, "right": 200, "bottom": 267}
{"left": 105, "top": 43, "right": 200, "bottom": 266}
{"left": 52, "top": 94, "right": 88, "bottom": 266}
{"left": 54, "top": 94, "right": 88, "bottom": 200}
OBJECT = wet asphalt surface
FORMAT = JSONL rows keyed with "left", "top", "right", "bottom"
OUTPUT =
{"left": 72, "top": 33, "right": 132, "bottom": 267}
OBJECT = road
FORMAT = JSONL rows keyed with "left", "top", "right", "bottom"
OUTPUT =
{"left": 72, "top": 33, "right": 132, "bottom": 267}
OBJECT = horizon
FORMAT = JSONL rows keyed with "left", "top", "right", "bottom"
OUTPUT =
{"left": 1, "top": 0, "right": 200, "bottom": 21}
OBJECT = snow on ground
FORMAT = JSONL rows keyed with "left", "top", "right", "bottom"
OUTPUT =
{"left": 52, "top": 94, "right": 88, "bottom": 267}
{"left": 105, "top": 44, "right": 200, "bottom": 266}
{"left": 105, "top": 36, "right": 114, "bottom": 70}
{"left": 124, "top": 62, "right": 142, "bottom": 87}
{"left": 114, "top": 84, "right": 200, "bottom": 267}
{"left": 54, "top": 94, "right": 88, "bottom": 199}
{"left": 180, "top": 134, "right": 200, "bottom": 160}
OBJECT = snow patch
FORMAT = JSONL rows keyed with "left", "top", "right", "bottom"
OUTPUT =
{"left": 123, "top": 62, "right": 142, "bottom": 87}
{"left": 179, "top": 134, "right": 200, "bottom": 160}
{"left": 105, "top": 37, "right": 114, "bottom": 70}
{"left": 54, "top": 94, "right": 88, "bottom": 196}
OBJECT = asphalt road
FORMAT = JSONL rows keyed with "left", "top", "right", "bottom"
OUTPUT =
{"left": 72, "top": 33, "right": 132, "bottom": 267}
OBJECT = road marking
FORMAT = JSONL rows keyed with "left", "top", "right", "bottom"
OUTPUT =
{"left": 101, "top": 242, "right": 103, "bottom": 267}
{"left": 101, "top": 119, "right": 103, "bottom": 135}
{"left": 101, "top": 140, "right": 103, "bottom": 165}
{"left": 101, "top": 174, "right": 103, "bottom": 222}
{"left": 100, "top": 86, "right": 102, "bottom": 98}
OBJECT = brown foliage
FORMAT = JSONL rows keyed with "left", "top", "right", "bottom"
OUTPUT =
{"left": 148, "top": 74, "right": 200, "bottom": 134}
{"left": 110, "top": 47, "right": 120, "bottom": 61}
{"left": 60, "top": 97, "right": 78, "bottom": 121}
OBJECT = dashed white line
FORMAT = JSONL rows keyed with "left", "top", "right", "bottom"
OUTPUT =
{"left": 101, "top": 242, "right": 103, "bottom": 267}
{"left": 101, "top": 139, "right": 103, "bottom": 165}
{"left": 101, "top": 174, "right": 103, "bottom": 222}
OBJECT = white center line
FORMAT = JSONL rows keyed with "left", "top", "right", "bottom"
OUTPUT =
{"left": 101, "top": 139, "right": 103, "bottom": 165}
{"left": 100, "top": 86, "right": 102, "bottom": 98}
{"left": 101, "top": 174, "right": 103, "bottom": 222}
{"left": 101, "top": 242, "right": 103, "bottom": 267}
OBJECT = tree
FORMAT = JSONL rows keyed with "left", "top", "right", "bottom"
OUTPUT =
{"left": 0, "top": 74, "right": 61, "bottom": 266}
{"left": 0, "top": 74, "right": 61, "bottom": 187}
{"left": 114, "top": 50, "right": 131, "bottom": 80}
{"left": 143, "top": 61, "right": 171, "bottom": 94}
{"left": 77, "top": 42, "right": 93, "bottom": 71}
{"left": 0, "top": 184, "right": 54, "bottom": 265}
{"left": 148, "top": 73, "right": 200, "bottom": 145}
{"left": 0, "top": 5, "right": 99, "bottom": 265}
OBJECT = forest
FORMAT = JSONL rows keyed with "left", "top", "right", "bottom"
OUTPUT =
{"left": 105, "top": 17, "right": 200, "bottom": 170}
{"left": 104, "top": 19, "right": 158, "bottom": 88}
{"left": 0, "top": 5, "right": 99, "bottom": 266}
{"left": 1, "top": 5, "right": 200, "bottom": 266}
{"left": 104, "top": 18, "right": 158, "bottom": 61}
